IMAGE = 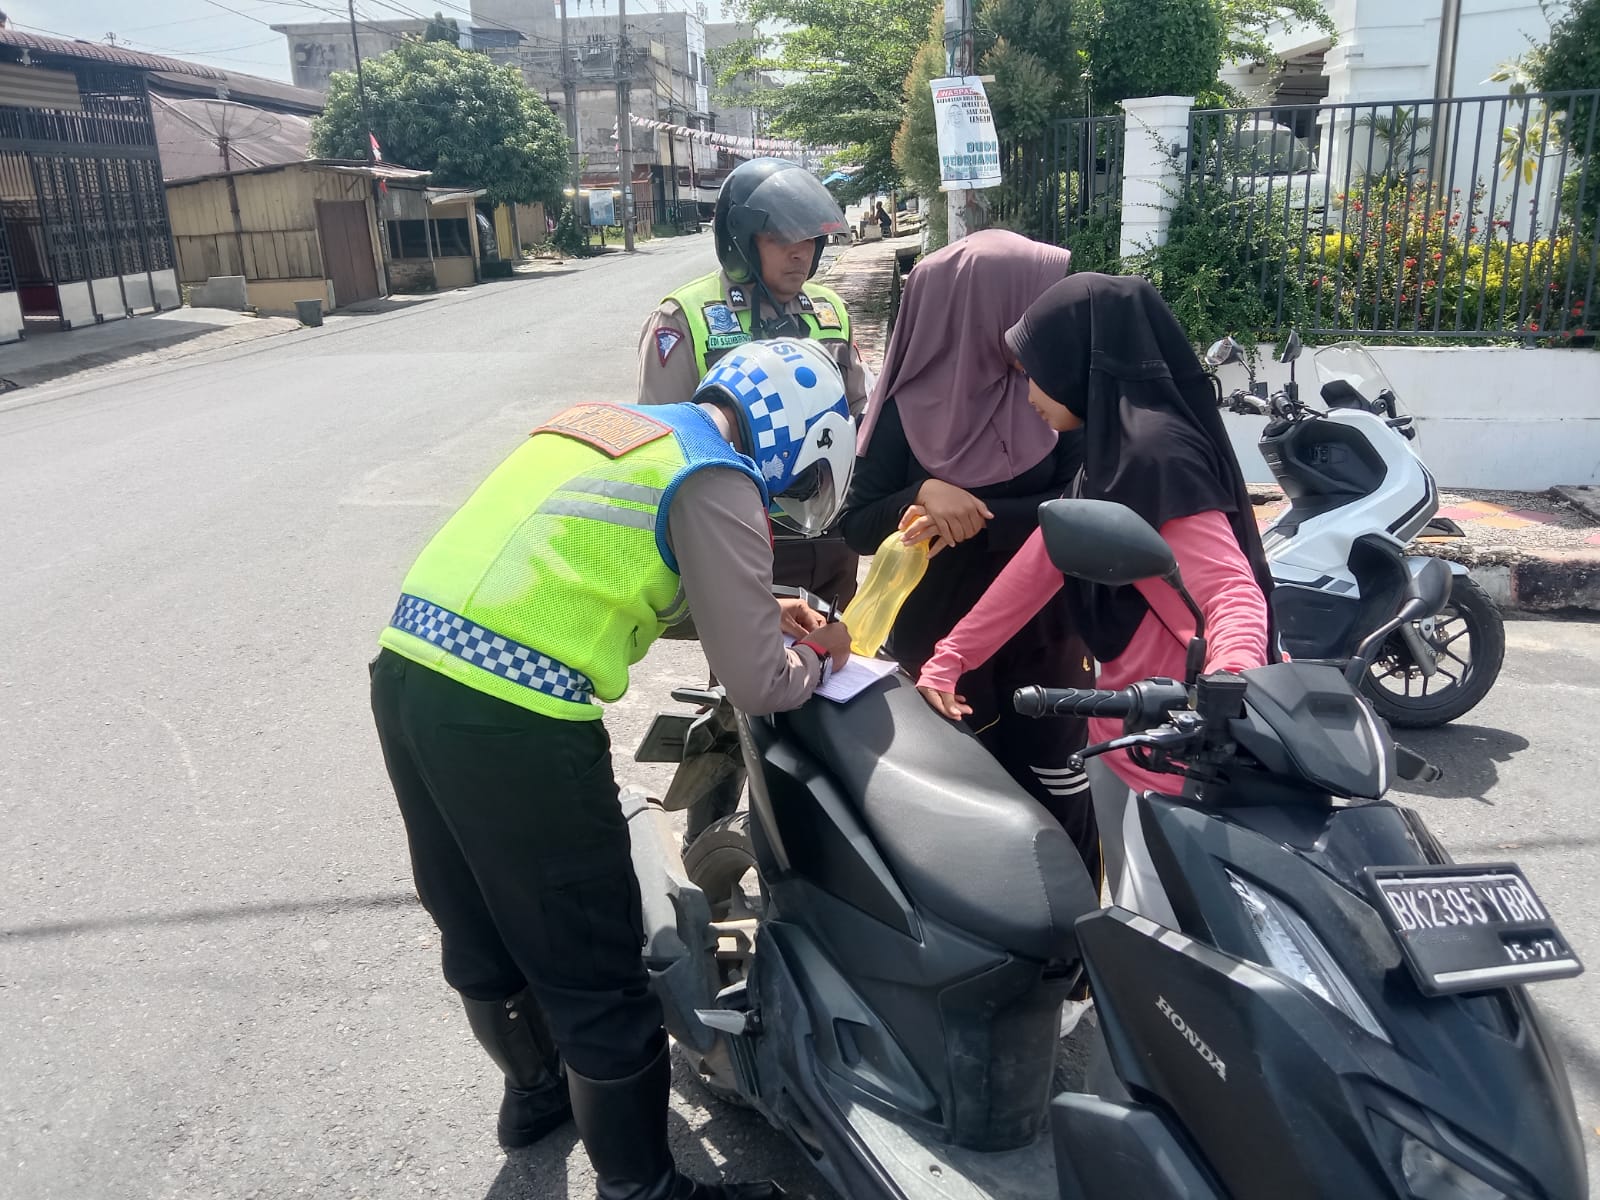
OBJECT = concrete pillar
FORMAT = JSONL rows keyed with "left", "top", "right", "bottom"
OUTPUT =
{"left": 1118, "top": 95, "right": 1195, "bottom": 259}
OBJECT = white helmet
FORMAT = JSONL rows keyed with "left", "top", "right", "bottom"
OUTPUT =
{"left": 693, "top": 339, "right": 856, "bottom": 536}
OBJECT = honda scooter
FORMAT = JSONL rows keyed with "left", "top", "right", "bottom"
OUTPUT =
{"left": 625, "top": 499, "right": 1584, "bottom": 1200}
{"left": 1209, "top": 333, "right": 1505, "bottom": 728}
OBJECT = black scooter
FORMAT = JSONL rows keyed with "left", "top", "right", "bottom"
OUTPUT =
{"left": 625, "top": 498, "right": 1585, "bottom": 1200}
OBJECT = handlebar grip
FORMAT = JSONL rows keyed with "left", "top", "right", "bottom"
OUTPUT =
{"left": 1013, "top": 686, "right": 1135, "bottom": 719}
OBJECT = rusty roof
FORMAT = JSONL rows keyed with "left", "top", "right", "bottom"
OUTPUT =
{"left": 0, "top": 28, "right": 226, "bottom": 80}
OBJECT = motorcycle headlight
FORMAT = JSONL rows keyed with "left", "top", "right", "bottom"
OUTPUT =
{"left": 1400, "top": 1134, "right": 1509, "bottom": 1200}
{"left": 1227, "top": 871, "right": 1389, "bottom": 1043}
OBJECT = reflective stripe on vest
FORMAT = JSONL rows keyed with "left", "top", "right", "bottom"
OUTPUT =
{"left": 389, "top": 594, "right": 595, "bottom": 703}
{"left": 667, "top": 271, "right": 851, "bottom": 377}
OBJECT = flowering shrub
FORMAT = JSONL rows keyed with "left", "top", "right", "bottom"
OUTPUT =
{"left": 1298, "top": 178, "right": 1596, "bottom": 344}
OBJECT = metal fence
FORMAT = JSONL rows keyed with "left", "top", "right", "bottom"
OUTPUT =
{"left": 1182, "top": 91, "right": 1600, "bottom": 342}
{"left": 994, "top": 116, "right": 1124, "bottom": 262}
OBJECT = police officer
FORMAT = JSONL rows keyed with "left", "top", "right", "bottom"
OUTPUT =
{"left": 638, "top": 157, "right": 868, "bottom": 607}
{"left": 370, "top": 340, "right": 855, "bottom": 1200}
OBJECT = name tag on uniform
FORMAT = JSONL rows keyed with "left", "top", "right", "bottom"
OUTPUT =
{"left": 535, "top": 404, "right": 671, "bottom": 458}
{"left": 810, "top": 300, "right": 843, "bottom": 330}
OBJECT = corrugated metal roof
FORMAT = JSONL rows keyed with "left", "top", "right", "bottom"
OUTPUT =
{"left": 149, "top": 69, "right": 323, "bottom": 116}
{"left": 0, "top": 28, "right": 225, "bottom": 79}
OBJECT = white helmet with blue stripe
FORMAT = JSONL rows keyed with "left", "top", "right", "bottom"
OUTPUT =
{"left": 694, "top": 339, "right": 856, "bottom": 536}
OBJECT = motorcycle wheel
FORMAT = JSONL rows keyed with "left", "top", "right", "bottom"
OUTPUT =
{"left": 681, "top": 812, "right": 763, "bottom": 1105}
{"left": 1360, "top": 575, "right": 1505, "bottom": 728}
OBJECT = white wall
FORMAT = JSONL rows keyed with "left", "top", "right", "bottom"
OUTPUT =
{"left": 1216, "top": 343, "right": 1600, "bottom": 491}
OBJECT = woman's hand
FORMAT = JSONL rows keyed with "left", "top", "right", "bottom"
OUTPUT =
{"left": 901, "top": 480, "right": 994, "bottom": 557}
{"left": 917, "top": 685, "right": 972, "bottom": 721}
{"left": 778, "top": 597, "right": 826, "bottom": 641}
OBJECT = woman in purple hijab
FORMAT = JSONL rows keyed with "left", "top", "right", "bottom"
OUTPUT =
{"left": 838, "top": 229, "right": 1097, "bottom": 884}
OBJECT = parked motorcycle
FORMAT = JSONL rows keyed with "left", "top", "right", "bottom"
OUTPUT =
{"left": 1208, "top": 333, "right": 1505, "bottom": 728}
{"left": 626, "top": 500, "right": 1585, "bottom": 1200}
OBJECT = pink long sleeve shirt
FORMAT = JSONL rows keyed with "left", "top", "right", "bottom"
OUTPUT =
{"left": 918, "top": 510, "right": 1270, "bottom": 797}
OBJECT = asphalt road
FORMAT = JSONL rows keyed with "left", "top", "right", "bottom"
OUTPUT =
{"left": 2, "top": 233, "right": 1596, "bottom": 1198}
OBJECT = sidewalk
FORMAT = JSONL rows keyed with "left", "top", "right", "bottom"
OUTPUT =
{"left": 818, "top": 233, "right": 920, "bottom": 375}
{"left": 819, "top": 239, "right": 1600, "bottom": 613}
{"left": 0, "top": 308, "right": 300, "bottom": 392}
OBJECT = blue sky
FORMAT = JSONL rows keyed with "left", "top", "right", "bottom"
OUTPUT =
{"left": 9, "top": 0, "right": 734, "bottom": 84}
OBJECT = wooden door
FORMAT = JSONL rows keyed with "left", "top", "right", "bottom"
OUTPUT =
{"left": 315, "top": 199, "right": 380, "bottom": 307}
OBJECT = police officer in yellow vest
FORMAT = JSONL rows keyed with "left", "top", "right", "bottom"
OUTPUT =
{"left": 637, "top": 158, "right": 867, "bottom": 607}
{"left": 370, "top": 340, "right": 855, "bottom": 1200}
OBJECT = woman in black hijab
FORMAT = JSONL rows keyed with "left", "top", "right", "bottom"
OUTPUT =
{"left": 917, "top": 273, "right": 1274, "bottom": 923}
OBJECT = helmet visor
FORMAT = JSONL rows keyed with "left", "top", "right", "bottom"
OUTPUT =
{"left": 770, "top": 459, "right": 845, "bottom": 536}
{"left": 743, "top": 170, "right": 849, "bottom": 244}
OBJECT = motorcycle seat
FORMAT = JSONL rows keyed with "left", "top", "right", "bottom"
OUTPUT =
{"left": 776, "top": 671, "right": 1097, "bottom": 961}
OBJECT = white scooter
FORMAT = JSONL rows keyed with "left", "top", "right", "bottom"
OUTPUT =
{"left": 1208, "top": 333, "right": 1505, "bottom": 727}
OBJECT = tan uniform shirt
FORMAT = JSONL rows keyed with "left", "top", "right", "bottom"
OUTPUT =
{"left": 636, "top": 271, "right": 870, "bottom": 416}
{"left": 663, "top": 465, "right": 824, "bottom": 714}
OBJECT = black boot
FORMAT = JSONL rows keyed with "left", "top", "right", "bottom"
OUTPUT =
{"left": 567, "top": 1042, "right": 783, "bottom": 1200}
{"left": 461, "top": 989, "right": 572, "bottom": 1150}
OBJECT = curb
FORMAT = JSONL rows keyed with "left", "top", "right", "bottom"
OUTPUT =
{"left": 1443, "top": 551, "right": 1600, "bottom": 615}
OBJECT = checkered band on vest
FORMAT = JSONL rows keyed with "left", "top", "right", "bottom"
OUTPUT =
{"left": 389, "top": 594, "right": 594, "bottom": 703}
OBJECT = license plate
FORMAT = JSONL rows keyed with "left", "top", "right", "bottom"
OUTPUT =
{"left": 1363, "top": 864, "right": 1583, "bottom": 996}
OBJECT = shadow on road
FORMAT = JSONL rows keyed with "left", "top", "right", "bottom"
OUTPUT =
{"left": 1388, "top": 723, "right": 1531, "bottom": 803}
{"left": 485, "top": 1128, "right": 575, "bottom": 1200}
{"left": 0, "top": 890, "right": 418, "bottom": 940}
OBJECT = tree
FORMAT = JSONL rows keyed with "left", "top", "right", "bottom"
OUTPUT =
{"left": 976, "top": 0, "right": 1082, "bottom": 137}
{"left": 1088, "top": 0, "right": 1224, "bottom": 106}
{"left": 423, "top": 11, "right": 461, "bottom": 43}
{"left": 893, "top": 9, "right": 949, "bottom": 245}
{"left": 311, "top": 39, "right": 569, "bottom": 207}
{"left": 716, "top": 0, "right": 936, "bottom": 198}
{"left": 1213, "top": 1, "right": 1335, "bottom": 70}
{"left": 1533, "top": 0, "right": 1600, "bottom": 151}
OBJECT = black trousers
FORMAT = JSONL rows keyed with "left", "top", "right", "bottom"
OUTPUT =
{"left": 370, "top": 649, "right": 662, "bottom": 1082}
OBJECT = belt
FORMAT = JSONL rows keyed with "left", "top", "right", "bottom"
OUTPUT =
{"left": 389, "top": 594, "right": 594, "bottom": 704}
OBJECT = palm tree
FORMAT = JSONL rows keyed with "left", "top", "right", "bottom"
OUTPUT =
{"left": 1357, "top": 106, "right": 1434, "bottom": 185}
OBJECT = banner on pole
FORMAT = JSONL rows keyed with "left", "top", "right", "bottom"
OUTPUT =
{"left": 930, "top": 76, "right": 1002, "bottom": 192}
{"left": 589, "top": 189, "right": 617, "bottom": 226}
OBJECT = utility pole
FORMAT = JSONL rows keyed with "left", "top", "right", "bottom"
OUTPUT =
{"left": 615, "top": 0, "right": 636, "bottom": 251}
{"left": 348, "top": 0, "right": 391, "bottom": 294}
{"left": 1429, "top": 0, "right": 1463, "bottom": 194}
{"left": 942, "top": 0, "right": 984, "bottom": 240}
{"left": 560, "top": 0, "right": 581, "bottom": 196}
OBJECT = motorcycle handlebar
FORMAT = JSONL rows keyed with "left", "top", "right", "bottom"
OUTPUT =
{"left": 1013, "top": 686, "right": 1137, "bottom": 719}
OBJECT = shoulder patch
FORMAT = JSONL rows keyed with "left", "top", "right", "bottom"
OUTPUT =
{"left": 534, "top": 404, "right": 671, "bottom": 458}
{"left": 702, "top": 303, "right": 744, "bottom": 336}
{"left": 727, "top": 284, "right": 748, "bottom": 307}
{"left": 809, "top": 299, "right": 843, "bottom": 330}
{"left": 796, "top": 293, "right": 815, "bottom": 312}
{"left": 654, "top": 328, "right": 682, "bottom": 365}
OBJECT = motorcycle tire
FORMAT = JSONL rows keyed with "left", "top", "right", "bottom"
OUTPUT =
{"left": 1360, "top": 575, "right": 1505, "bottom": 729}
{"left": 681, "top": 812, "right": 762, "bottom": 1107}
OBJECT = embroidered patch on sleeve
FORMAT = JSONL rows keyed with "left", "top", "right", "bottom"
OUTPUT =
{"left": 534, "top": 404, "right": 672, "bottom": 458}
{"left": 655, "top": 328, "right": 682, "bottom": 365}
{"left": 810, "top": 300, "right": 843, "bottom": 330}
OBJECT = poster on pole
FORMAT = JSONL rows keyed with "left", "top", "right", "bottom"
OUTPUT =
{"left": 589, "top": 189, "right": 617, "bottom": 226}
{"left": 930, "top": 76, "right": 1002, "bottom": 191}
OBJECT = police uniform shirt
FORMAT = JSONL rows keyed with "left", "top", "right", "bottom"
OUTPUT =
{"left": 635, "top": 271, "right": 870, "bottom": 416}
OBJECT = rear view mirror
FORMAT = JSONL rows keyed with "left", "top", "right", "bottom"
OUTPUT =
{"left": 1278, "top": 330, "right": 1303, "bottom": 363}
{"left": 1406, "top": 557, "right": 1453, "bottom": 615}
{"left": 1205, "top": 337, "right": 1243, "bottom": 368}
{"left": 1039, "top": 499, "right": 1177, "bottom": 586}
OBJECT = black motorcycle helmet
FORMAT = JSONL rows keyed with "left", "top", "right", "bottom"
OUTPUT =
{"left": 713, "top": 158, "right": 848, "bottom": 287}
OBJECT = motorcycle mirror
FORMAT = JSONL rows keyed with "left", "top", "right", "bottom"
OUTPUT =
{"left": 1277, "top": 330, "right": 1303, "bottom": 364}
{"left": 1205, "top": 337, "right": 1243, "bottom": 368}
{"left": 1039, "top": 499, "right": 1177, "bottom": 586}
